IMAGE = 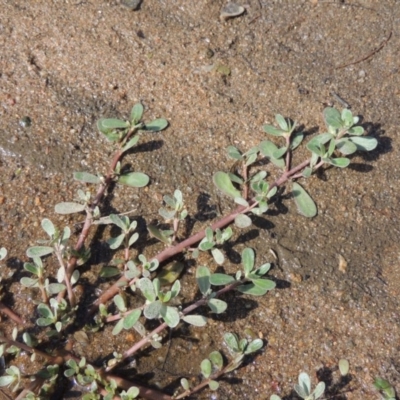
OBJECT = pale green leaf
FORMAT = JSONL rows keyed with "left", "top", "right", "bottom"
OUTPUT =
{"left": 182, "top": 315, "right": 207, "bottom": 327}
{"left": 41, "top": 218, "right": 55, "bottom": 237}
{"left": 73, "top": 172, "right": 101, "bottom": 184}
{"left": 234, "top": 214, "right": 252, "bottom": 228}
{"left": 26, "top": 246, "right": 54, "bottom": 258}
{"left": 292, "top": 182, "right": 317, "bottom": 218}
{"left": 323, "top": 107, "right": 342, "bottom": 129}
{"left": 349, "top": 136, "right": 378, "bottom": 151}
{"left": 144, "top": 119, "right": 168, "bottom": 132}
{"left": 242, "top": 247, "right": 255, "bottom": 275}
{"left": 196, "top": 266, "right": 211, "bottom": 295}
{"left": 123, "top": 309, "right": 141, "bottom": 329}
{"left": 213, "top": 171, "right": 241, "bottom": 198}
{"left": 201, "top": 359, "right": 212, "bottom": 378}
{"left": 160, "top": 305, "right": 180, "bottom": 328}
{"left": 118, "top": 172, "right": 149, "bottom": 188}
{"left": 55, "top": 202, "right": 85, "bottom": 214}
{"left": 130, "top": 103, "right": 144, "bottom": 124}
{"left": 207, "top": 298, "right": 227, "bottom": 313}
{"left": 209, "top": 273, "right": 235, "bottom": 286}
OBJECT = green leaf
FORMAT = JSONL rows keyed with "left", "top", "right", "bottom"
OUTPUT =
{"left": 259, "top": 140, "right": 286, "bottom": 168}
{"left": 138, "top": 278, "right": 156, "bottom": 302}
{"left": 209, "top": 351, "right": 223, "bottom": 369}
{"left": 47, "top": 283, "right": 66, "bottom": 295}
{"left": 144, "top": 300, "right": 162, "bottom": 319}
{"left": 201, "top": 359, "right": 212, "bottom": 378}
{"left": 180, "top": 378, "right": 190, "bottom": 390}
{"left": 107, "top": 233, "right": 125, "bottom": 250}
{"left": 55, "top": 202, "right": 85, "bottom": 214}
{"left": 323, "top": 107, "right": 342, "bottom": 129}
{"left": 302, "top": 166, "right": 313, "bottom": 178}
{"left": 20, "top": 277, "right": 39, "bottom": 288}
{"left": 272, "top": 146, "right": 288, "bottom": 159}
{"left": 226, "top": 145, "right": 242, "bottom": 160}
{"left": 256, "top": 263, "right": 271, "bottom": 276}
{"left": 196, "top": 266, "right": 211, "bottom": 295}
{"left": 121, "top": 135, "right": 140, "bottom": 153}
{"left": 148, "top": 224, "right": 171, "bottom": 245}
{"left": 112, "top": 319, "right": 125, "bottom": 336}
{"left": 224, "top": 332, "right": 239, "bottom": 353}
{"left": 313, "top": 381, "right": 326, "bottom": 399}
{"left": 263, "top": 125, "right": 285, "bottom": 137}
{"left": 118, "top": 172, "right": 149, "bottom": 188}
{"left": 182, "top": 315, "right": 207, "bottom": 327}
{"left": 237, "top": 279, "right": 275, "bottom": 296}
{"left": 348, "top": 126, "right": 364, "bottom": 136}
{"left": 335, "top": 138, "right": 357, "bottom": 155}
{"left": 37, "top": 303, "right": 53, "bottom": 319}
{"left": 292, "top": 182, "right": 317, "bottom": 218}
{"left": 97, "top": 118, "right": 129, "bottom": 134}
{"left": 242, "top": 248, "right": 255, "bottom": 275}
{"left": 26, "top": 246, "right": 54, "bottom": 258}
{"left": 207, "top": 298, "right": 227, "bottom": 313}
{"left": 349, "top": 136, "right": 378, "bottom": 151}
{"left": 234, "top": 214, "right": 252, "bottom": 228}
{"left": 100, "top": 267, "right": 121, "bottom": 278}
{"left": 327, "top": 157, "right": 350, "bottom": 168}
{"left": 0, "top": 375, "right": 16, "bottom": 387}
{"left": 290, "top": 131, "right": 304, "bottom": 150}
{"left": 41, "top": 218, "right": 55, "bottom": 237}
{"left": 211, "top": 248, "right": 224, "bottom": 265}
{"left": 144, "top": 119, "right": 169, "bottom": 132}
{"left": 73, "top": 172, "right": 101, "bottom": 184}
{"left": 341, "top": 108, "right": 353, "bottom": 126}
{"left": 160, "top": 305, "right": 180, "bottom": 328}
{"left": 109, "top": 214, "right": 128, "bottom": 231}
{"left": 213, "top": 171, "right": 241, "bottom": 198}
{"left": 209, "top": 380, "right": 219, "bottom": 391}
{"left": 113, "top": 294, "right": 126, "bottom": 312}
{"left": 275, "top": 114, "right": 288, "bottom": 131}
{"left": 123, "top": 309, "right": 141, "bottom": 329}
{"left": 210, "top": 273, "right": 235, "bottom": 286}
{"left": 130, "top": 103, "right": 144, "bottom": 124}
{"left": 244, "top": 338, "right": 263, "bottom": 354}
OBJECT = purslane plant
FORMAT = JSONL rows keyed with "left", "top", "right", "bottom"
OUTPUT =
{"left": 0, "top": 104, "right": 377, "bottom": 399}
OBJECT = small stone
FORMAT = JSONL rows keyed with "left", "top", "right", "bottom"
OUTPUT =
{"left": 122, "top": 0, "right": 142, "bottom": 11}
{"left": 220, "top": 2, "right": 245, "bottom": 21}
{"left": 19, "top": 116, "right": 31, "bottom": 128}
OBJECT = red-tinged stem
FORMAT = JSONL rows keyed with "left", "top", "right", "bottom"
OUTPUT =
{"left": 90, "top": 158, "right": 312, "bottom": 314}
{"left": 0, "top": 302, "right": 24, "bottom": 325}
{"left": 106, "top": 374, "right": 173, "bottom": 400}
{"left": 105, "top": 280, "right": 243, "bottom": 373}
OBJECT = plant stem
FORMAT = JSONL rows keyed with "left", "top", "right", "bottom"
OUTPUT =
{"left": 105, "top": 280, "right": 242, "bottom": 373}
{"left": 0, "top": 302, "right": 24, "bottom": 325}
{"left": 90, "top": 158, "right": 312, "bottom": 314}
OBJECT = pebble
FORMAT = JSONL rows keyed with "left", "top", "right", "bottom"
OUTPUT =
{"left": 220, "top": 2, "right": 245, "bottom": 21}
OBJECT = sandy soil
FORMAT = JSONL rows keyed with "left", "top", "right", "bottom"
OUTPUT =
{"left": 1, "top": 0, "right": 400, "bottom": 399}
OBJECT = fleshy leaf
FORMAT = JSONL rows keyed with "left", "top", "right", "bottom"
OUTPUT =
{"left": 244, "top": 338, "right": 263, "bottom": 354}
{"left": 335, "top": 138, "right": 357, "bottom": 155}
{"left": 327, "top": 157, "right": 350, "bottom": 168}
{"left": 263, "top": 125, "right": 285, "bottom": 136}
{"left": 242, "top": 248, "right": 254, "bottom": 275}
{"left": 121, "top": 135, "right": 140, "bottom": 153}
{"left": 292, "top": 182, "right": 317, "bottom": 218}
{"left": 234, "top": 214, "right": 252, "bottom": 228}
{"left": 238, "top": 279, "right": 275, "bottom": 296}
{"left": 26, "top": 246, "right": 54, "bottom": 258}
{"left": 201, "top": 359, "right": 212, "bottom": 378}
{"left": 275, "top": 114, "right": 288, "bottom": 131}
{"left": 73, "top": 172, "right": 101, "bottom": 184}
{"left": 211, "top": 248, "right": 224, "bottom": 265}
{"left": 226, "top": 145, "right": 242, "bottom": 160}
{"left": 196, "top": 266, "right": 211, "bottom": 295}
{"left": 130, "top": 103, "right": 144, "bottom": 124}
{"left": 97, "top": 118, "right": 129, "bottom": 134}
{"left": 160, "top": 305, "right": 180, "bottom": 328}
{"left": 349, "top": 136, "right": 378, "bottom": 151}
{"left": 182, "top": 315, "right": 207, "bottom": 327}
{"left": 123, "top": 309, "right": 141, "bottom": 329}
{"left": 213, "top": 171, "right": 241, "bottom": 198}
{"left": 118, "top": 172, "right": 149, "bottom": 188}
{"left": 210, "top": 273, "right": 235, "bottom": 286}
{"left": 41, "top": 218, "right": 55, "bottom": 238}
{"left": 55, "top": 202, "right": 85, "bottom": 214}
{"left": 207, "top": 298, "right": 227, "bottom": 313}
{"left": 143, "top": 119, "right": 168, "bottom": 132}
{"left": 323, "top": 107, "right": 342, "bottom": 129}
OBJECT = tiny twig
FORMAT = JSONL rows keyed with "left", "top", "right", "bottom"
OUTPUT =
{"left": 336, "top": 31, "right": 392, "bottom": 69}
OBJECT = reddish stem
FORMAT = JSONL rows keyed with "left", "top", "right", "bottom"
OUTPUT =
{"left": 0, "top": 302, "right": 24, "bottom": 325}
